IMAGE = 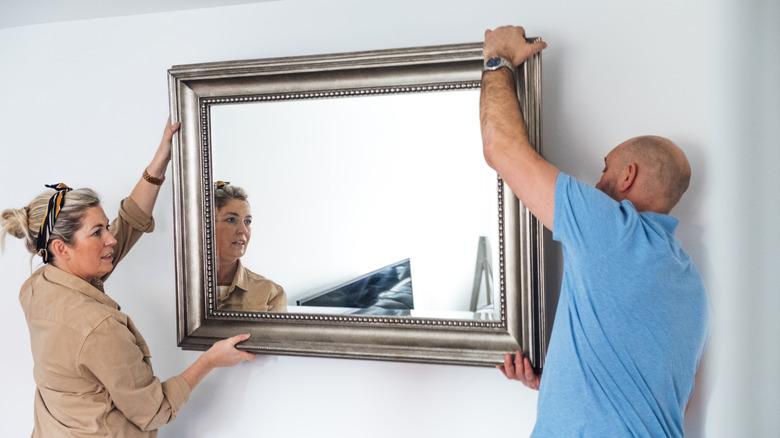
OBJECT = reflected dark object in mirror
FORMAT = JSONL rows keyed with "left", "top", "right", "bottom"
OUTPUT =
{"left": 298, "top": 259, "right": 413, "bottom": 316}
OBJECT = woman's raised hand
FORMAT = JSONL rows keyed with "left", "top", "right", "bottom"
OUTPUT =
{"left": 156, "top": 118, "right": 181, "bottom": 163}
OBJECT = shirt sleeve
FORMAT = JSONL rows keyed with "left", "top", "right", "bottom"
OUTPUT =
{"left": 78, "top": 316, "right": 191, "bottom": 432}
{"left": 553, "top": 172, "right": 638, "bottom": 258}
{"left": 103, "top": 197, "right": 155, "bottom": 280}
{"left": 269, "top": 285, "right": 288, "bottom": 312}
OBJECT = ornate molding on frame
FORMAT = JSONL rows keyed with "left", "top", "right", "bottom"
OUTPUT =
{"left": 197, "top": 80, "right": 506, "bottom": 330}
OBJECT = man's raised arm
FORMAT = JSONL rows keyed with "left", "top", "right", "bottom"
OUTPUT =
{"left": 480, "top": 25, "right": 557, "bottom": 230}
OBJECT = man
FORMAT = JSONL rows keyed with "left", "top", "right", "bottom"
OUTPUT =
{"left": 481, "top": 26, "right": 708, "bottom": 437}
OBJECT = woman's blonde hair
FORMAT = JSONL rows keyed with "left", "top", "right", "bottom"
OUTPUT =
{"left": 0, "top": 188, "right": 101, "bottom": 261}
{"left": 214, "top": 181, "right": 248, "bottom": 210}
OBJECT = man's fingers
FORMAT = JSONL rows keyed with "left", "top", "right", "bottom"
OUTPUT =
{"left": 492, "top": 24, "right": 521, "bottom": 33}
{"left": 502, "top": 353, "right": 516, "bottom": 379}
{"left": 523, "top": 357, "right": 536, "bottom": 384}
{"left": 529, "top": 39, "right": 548, "bottom": 55}
{"left": 514, "top": 351, "right": 526, "bottom": 379}
{"left": 498, "top": 352, "right": 541, "bottom": 388}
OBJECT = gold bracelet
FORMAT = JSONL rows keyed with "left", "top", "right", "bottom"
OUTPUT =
{"left": 142, "top": 168, "right": 165, "bottom": 186}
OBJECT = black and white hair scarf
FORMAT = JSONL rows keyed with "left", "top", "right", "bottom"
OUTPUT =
{"left": 36, "top": 183, "right": 72, "bottom": 263}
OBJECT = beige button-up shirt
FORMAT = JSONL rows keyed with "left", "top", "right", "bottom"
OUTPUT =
{"left": 216, "top": 260, "right": 287, "bottom": 312}
{"left": 19, "top": 198, "right": 191, "bottom": 437}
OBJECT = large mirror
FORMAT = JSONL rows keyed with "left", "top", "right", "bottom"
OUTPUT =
{"left": 168, "top": 42, "right": 549, "bottom": 367}
{"left": 210, "top": 89, "right": 499, "bottom": 319}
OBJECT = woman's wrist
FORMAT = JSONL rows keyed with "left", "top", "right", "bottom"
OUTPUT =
{"left": 200, "top": 350, "right": 215, "bottom": 370}
{"left": 181, "top": 353, "right": 214, "bottom": 390}
{"left": 145, "top": 154, "right": 170, "bottom": 179}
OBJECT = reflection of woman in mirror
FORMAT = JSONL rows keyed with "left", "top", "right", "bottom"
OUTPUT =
{"left": 0, "top": 121, "right": 255, "bottom": 437}
{"left": 214, "top": 181, "right": 287, "bottom": 312}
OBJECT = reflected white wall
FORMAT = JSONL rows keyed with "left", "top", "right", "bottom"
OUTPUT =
{"left": 212, "top": 91, "right": 499, "bottom": 313}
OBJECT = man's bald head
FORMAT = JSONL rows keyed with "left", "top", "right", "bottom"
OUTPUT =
{"left": 598, "top": 136, "right": 691, "bottom": 213}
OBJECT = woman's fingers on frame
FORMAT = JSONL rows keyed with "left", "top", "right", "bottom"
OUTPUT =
{"left": 228, "top": 333, "right": 251, "bottom": 346}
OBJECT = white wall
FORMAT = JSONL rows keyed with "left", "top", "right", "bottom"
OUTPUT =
{"left": 0, "top": 1, "right": 777, "bottom": 437}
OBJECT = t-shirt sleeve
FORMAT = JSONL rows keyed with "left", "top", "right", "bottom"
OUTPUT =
{"left": 553, "top": 172, "right": 637, "bottom": 257}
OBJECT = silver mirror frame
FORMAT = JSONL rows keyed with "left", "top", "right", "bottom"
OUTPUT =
{"left": 168, "top": 41, "right": 548, "bottom": 368}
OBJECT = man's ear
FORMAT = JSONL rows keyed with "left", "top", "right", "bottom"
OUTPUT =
{"left": 617, "top": 162, "right": 638, "bottom": 193}
{"left": 48, "top": 239, "right": 70, "bottom": 262}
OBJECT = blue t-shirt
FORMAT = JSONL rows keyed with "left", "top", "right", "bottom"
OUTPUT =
{"left": 532, "top": 173, "right": 708, "bottom": 438}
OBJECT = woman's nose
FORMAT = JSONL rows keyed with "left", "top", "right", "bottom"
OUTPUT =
{"left": 105, "top": 230, "right": 118, "bottom": 247}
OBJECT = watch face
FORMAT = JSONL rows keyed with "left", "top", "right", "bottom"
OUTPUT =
{"left": 486, "top": 57, "right": 502, "bottom": 68}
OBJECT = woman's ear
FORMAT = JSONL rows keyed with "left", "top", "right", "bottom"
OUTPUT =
{"left": 48, "top": 239, "right": 70, "bottom": 262}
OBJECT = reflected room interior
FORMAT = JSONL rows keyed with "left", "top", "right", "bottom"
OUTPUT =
{"left": 210, "top": 89, "right": 500, "bottom": 320}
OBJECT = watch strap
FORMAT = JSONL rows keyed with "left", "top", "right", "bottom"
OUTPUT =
{"left": 483, "top": 56, "right": 516, "bottom": 76}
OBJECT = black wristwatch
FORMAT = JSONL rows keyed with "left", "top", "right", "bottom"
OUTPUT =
{"left": 483, "top": 56, "right": 516, "bottom": 76}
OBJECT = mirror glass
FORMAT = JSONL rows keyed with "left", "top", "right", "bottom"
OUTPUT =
{"left": 210, "top": 89, "right": 501, "bottom": 320}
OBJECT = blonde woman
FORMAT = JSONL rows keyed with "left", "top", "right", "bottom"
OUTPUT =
{"left": 213, "top": 181, "right": 286, "bottom": 312}
{"left": 0, "top": 121, "right": 255, "bottom": 437}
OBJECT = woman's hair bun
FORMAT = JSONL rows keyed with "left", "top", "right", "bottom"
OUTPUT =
{"left": 1, "top": 207, "right": 30, "bottom": 240}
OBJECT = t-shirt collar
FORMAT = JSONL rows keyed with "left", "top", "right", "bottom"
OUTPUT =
{"left": 623, "top": 199, "right": 680, "bottom": 234}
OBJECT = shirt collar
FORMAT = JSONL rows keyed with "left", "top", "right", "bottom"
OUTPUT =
{"left": 643, "top": 211, "right": 679, "bottom": 234}
{"left": 42, "top": 264, "right": 120, "bottom": 310}
{"left": 234, "top": 260, "right": 250, "bottom": 291}
{"left": 623, "top": 199, "right": 680, "bottom": 235}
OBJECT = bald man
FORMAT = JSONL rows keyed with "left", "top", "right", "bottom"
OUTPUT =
{"left": 480, "top": 26, "right": 708, "bottom": 437}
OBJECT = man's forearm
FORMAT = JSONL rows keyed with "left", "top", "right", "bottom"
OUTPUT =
{"left": 479, "top": 67, "right": 557, "bottom": 228}
{"left": 480, "top": 68, "right": 532, "bottom": 169}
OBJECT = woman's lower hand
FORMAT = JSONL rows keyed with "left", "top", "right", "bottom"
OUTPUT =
{"left": 203, "top": 333, "right": 256, "bottom": 368}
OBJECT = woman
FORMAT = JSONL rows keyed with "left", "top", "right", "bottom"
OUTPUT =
{"left": 0, "top": 121, "right": 255, "bottom": 437}
{"left": 214, "top": 181, "right": 286, "bottom": 312}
